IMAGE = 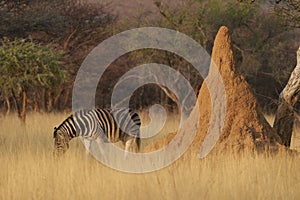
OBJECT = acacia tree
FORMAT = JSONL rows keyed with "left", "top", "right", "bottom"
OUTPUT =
{"left": 0, "top": 0, "right": 116, "bottom": 67}
{"left": 0, "top": 38, "right": 66, "bottom": 122}
{"left": 0, "top": 0, "right": 116, "bottom": 111}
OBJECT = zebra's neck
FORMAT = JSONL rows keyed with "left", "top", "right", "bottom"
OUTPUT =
{"left": 58, "top": 115, "right": 78, "bottom": 140}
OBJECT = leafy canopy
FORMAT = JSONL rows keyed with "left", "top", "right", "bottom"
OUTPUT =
{"left": 0, "top": 38, "right": 66, "bottom": 95}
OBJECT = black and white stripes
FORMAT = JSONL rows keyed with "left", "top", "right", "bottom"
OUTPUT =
{"left": 53, "top": 108, "right": 141, "bottom": 156}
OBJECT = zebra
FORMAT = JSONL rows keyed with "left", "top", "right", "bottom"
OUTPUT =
{"left": 53, "top": 108, "right": 141, "bottom": 157}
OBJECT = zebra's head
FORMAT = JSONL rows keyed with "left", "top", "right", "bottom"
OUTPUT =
{"left": 53, "top": 127, "right": 70, "bottom": 156}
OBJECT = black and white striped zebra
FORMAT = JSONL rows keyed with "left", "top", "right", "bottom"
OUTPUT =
{"left": 53, "top": 108, "right": 141, "bottom": 156}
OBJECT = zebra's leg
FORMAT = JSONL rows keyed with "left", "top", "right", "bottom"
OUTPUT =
{"left": 124, "top": 138, "right": 137, "bottom": 157}
{"left": 95, "top": 136, "right": 108, "bottom": 162}
{"left": 83, "top": 139, "right": 91, "bottom": 154}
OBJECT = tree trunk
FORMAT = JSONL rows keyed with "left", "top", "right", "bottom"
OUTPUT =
{"left": 11, "top": 89, "right": 21, "bottom": 118}
{"left": 273, "top": 46, "right": 300, "bottom": 147}
{"left": 291, "top": 113, "right": 300, "bottom": 149}
{"left": 20, "top": 90, "right": 27, "bottom": 123}
{"left": 53, "top": 87, "right": 64, "bottom": 110}
{"left": 273, "top": 98, "right": 294, "bottom": 146}
{"left": 41, "top": 88, "right": 46, "bottom": 112}
{"left": 47, "top": 90, "right": 53, "bottom": 112}
{"left": 5, "top": 96, "right": 11, "bottom": 116}
{"left": 32, "top": 90, "right": 41, "bottom": 113}
{"left": 33, "top": 100, "right": 40, "bottom": 113}
{"left": 63, "top": 87, "right": 71, "bottom": 109}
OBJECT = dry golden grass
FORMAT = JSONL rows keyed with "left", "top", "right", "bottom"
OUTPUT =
{"left": 1, "top": 113, "right": 300, "bottom": 200}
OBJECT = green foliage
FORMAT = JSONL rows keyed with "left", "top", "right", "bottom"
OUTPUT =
{"left": 0, "top": 0, "right": 115, "bottom": 112}
{"left": 202, "top": 1, "right": 258, "bottom": 36}
{"left": 0, "top": 38, "right": 67, "bottom": 95}
{"left": 239, "top": 0, "right": 300, "bottom": 28}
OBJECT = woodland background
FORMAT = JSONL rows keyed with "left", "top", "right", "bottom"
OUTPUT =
{"left": 0, "top": 0, "right": 299, "bottom": 121}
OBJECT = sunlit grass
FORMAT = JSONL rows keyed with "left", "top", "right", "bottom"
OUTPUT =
{"left": 0, "top": 113, "right": 299, "bottom": 200}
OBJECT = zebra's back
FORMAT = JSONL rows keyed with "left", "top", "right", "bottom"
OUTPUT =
{"left": 95, "top": 108, "right": 141, "bottom": 143}
{"left": 71, "top": 108, "right": 141, "bottom": 143}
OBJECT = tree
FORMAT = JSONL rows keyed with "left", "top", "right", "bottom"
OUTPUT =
{"left": 151, "top": 0, "right": 297, "bottom": 112}
{"left": 273, "top": 47, "right": 300, "bottom": 147}
{"left": 0, "top": 38, "right": 66, "bottom": 122}
{"left": 237, "top": 0, "right": 300, "bottom": 28}
{"left": 0, "top": 0, "right": 115, "bottom": 65}
{"left": 0, "top": 0, "right": 116, "bottom": 112}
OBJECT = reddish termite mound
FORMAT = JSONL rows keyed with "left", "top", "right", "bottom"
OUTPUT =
{"left": 144, "top": 26, "right": 283, "bottom": 155}
{"left": 193, "top": 26, "right": 282, "bottom": 155}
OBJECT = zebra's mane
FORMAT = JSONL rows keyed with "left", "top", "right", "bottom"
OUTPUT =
{"left": 58, "top": 114, "right": 73, "bottom": 129}
{"left": 53, "top": 114, "right": 74, "bottom": 138}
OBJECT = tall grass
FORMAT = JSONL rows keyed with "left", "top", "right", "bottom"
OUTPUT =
{"left": 0, "top": 113, "right": 299, "bottom": 200}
